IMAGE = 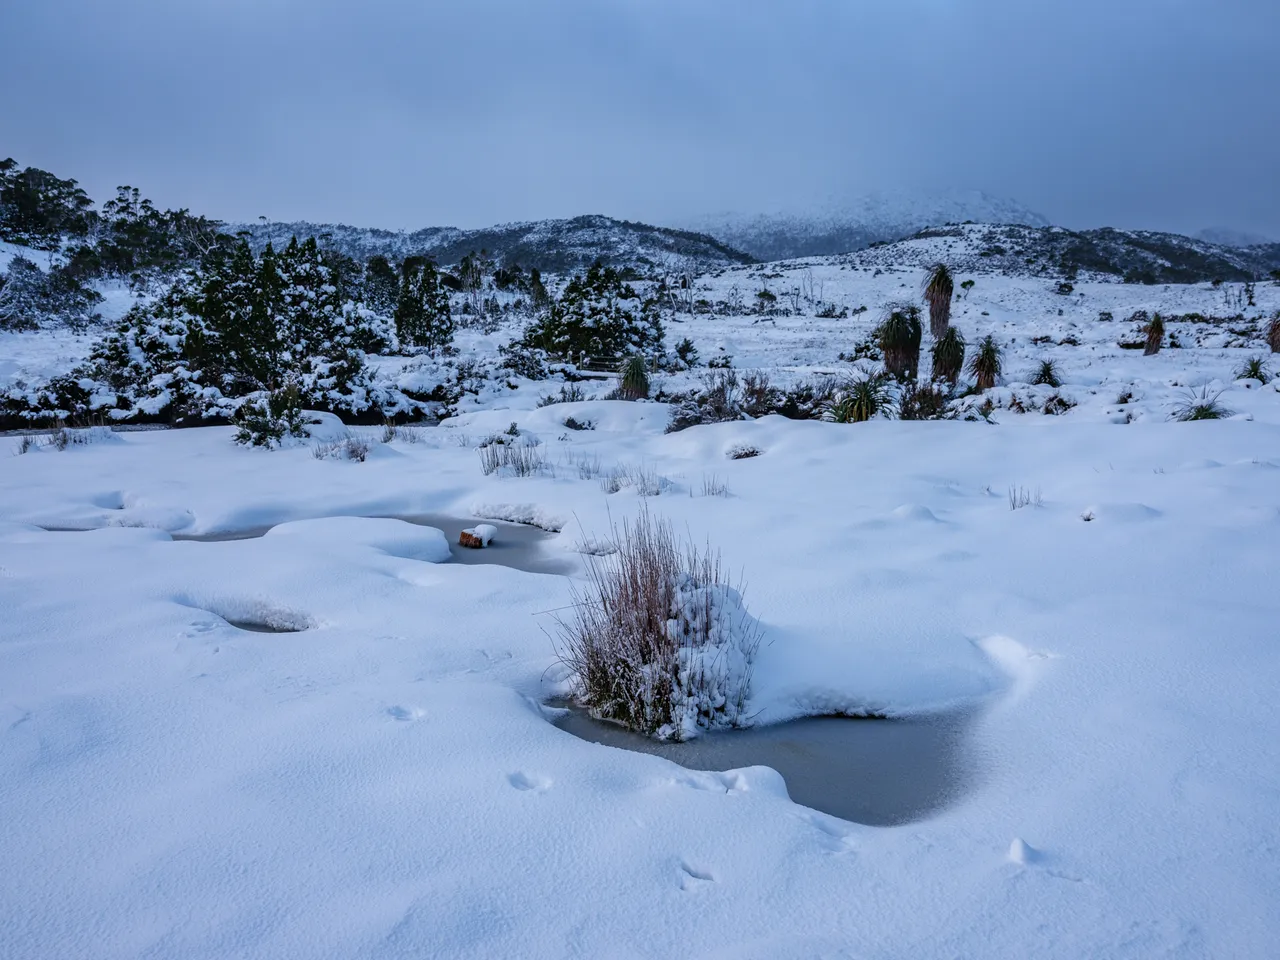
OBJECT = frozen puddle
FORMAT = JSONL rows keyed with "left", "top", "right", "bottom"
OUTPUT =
{"left": 174, "top": 514, "right": 574, "bottom": 574}
{"left": 553, "top": 706, "right": 978, "bottom": 826}
{"left": 222, "top": 618, "right": 304, "bottom": 634}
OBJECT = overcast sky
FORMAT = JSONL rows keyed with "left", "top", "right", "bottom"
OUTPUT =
{"left": 3, "top": 0, "right": 1277, "bottom": 237}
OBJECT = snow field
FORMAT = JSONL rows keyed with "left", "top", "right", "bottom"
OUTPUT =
{"left": 2, "top": 392, "right": 1279, "bottom": 956}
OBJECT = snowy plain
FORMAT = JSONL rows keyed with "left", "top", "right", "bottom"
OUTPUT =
{"left": 3, "top": 255, "right": 1280, "bottom": 957}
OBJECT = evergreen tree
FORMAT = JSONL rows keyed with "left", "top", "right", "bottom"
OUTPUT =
{"left": 0, "top": 161, "right": 95, "bottom": 249}
{"left": 363, "top": 255, "right": 399, "bottom": 316}
{"left": 518, "top": 261, "right": 663, "bottom": 362}
{"left": 395, "top": 257, "right": 454, "bottom": 351}
{"left": 190, "top": 239, "right": 281, "bottom": 392}
{"left": 277, "top": 237, "right": 371, "bottom": 408}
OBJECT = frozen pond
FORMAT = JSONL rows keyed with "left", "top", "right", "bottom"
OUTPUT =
{"left": 553, "top": 706, "right": 979, "bottom": 826}
{"left": 142, "top": 514, "right": 570, "bottom": 575}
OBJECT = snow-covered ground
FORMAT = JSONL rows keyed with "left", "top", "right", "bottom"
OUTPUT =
{"left": 4, "top": 247, "right": 1280, "bottom": 956}
{"left": 3, "top": 387, "right": 1280, "bottom": 956}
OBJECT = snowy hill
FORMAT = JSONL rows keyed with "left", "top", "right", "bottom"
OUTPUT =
{"left": 685, "top": 189, "right": 1052, "bottom": 261}
{"left": 837, "top": 222, "right": 1280, "bottom": 284}
{"left": 225, "top": 214, "right": 754, "bottom": 274}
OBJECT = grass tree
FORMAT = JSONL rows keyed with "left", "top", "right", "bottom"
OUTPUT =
{"left": 1235, "top": 356, "right": 1272, "bottom": 384}
{"left": 876, "top": 305, "right": 923, "bottom": 381}
{"left": 1144, "top": 314, "right": 1165, "bottom": 356}
{"left": 922, "top": 263, "right": 954, "bottom": 338}
{"left": 1172, "top": 386, "right": 1232, "bottom": 421}
{"left": 824, "top": 371, "right": 893, "bottom": 423}
{"left": 930, "top": 326, "right": 965, "bottom": 385}
{"left": 1031, "top": 358, "right": 1061, "bottom": 388}
{"left": 968, "top": 334, "right": 1002, "bottom": 391}
{"left": 618, "top": 355, "right": 649, "bottom": 400}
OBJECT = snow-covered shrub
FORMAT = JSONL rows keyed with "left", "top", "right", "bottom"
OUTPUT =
{"left": 775, "top": 376, "right": 837, "bottom": 420}
{"left": 898, "top": 381, "right": 954, "bottom": 420}
{"left": 0, "top": 255, "right": 103, "bottom": 330}
{"left": 1, "top": 236, "right": 409, "bottom": 429}
{"left": 673, "top": 337, "right": 699, "bottom": 369}
{"left": 726, "top": 444, "right": 761, "bottom": 460}
{"left": 233, "top": 384, "right": 307, "bottom": 448}
{"left": 555, "top": 508, "right": 761, "bottom": 740}
{"left": 1041, "top": 392, "right": 1076, "bottom": 416}
{"left": 739, "top": 370, "right": 781, "bottom": 418}
{"left": 1266, "top": 313, "right": 1279, "bottom": 354}
{"left": 665, "top": 369, "right": 744, "bottom": 433}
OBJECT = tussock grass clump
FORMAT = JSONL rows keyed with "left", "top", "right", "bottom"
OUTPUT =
{"left": 1031, "top": 359, "right": 1062, "bottom": 388}
{"left": 313, "top": 432, "right": 371, "bottom": 462}
{"left": 922, "top": 263, "right": 954, "bottom": 338}
{"left": 1172, "top": 386, "right": 1232, "bottom": 421}
{"left": 876, "top": 305, "right": 923, "bottom": 381}
{"left": 1008, "top": 486, "right": 1042, "bottom": 510}
{"left": 600, "top": 462, "right": 668, "bottom": 496}
{"left": 930, "top": 326, "right": 966, "bottom": 385}
{"left": 968, "top": 335, "right": 1003, "bottom": 391}
{"left": 537, "top": 383, "right": 587, "bottom": 407}
{"left": 478, "top": 439, "right": 548, "bottom": 476}
{"left": 618, "top": 356, "right": 650, "bottom": 400}
{"left": 1235, "top": 356, "right": 1272, "bottom": 384}
{"left": 700, "top": 474, "right": 731, "bottom": 497}
{"left": 554, "top": 508, "right": 761, "bottom": 740}
{"left": 824, "top": 371, "right": 894, "bottom": 423}
{"left": 1144, "top": 314, "right": 1165, "bottom": 356}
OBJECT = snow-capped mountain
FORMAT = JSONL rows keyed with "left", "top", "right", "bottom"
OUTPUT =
{"left": 1194, "top": 227, "right": 1277, "bottom": 249}
{"left": 684, "top": 189, "right": 1051, "bottom": 261}
{"left": 225, "top": 215, "right": 753, "bottom": 274}
{"left": 838, "top": 222, "right": 1280, "bottom": 284}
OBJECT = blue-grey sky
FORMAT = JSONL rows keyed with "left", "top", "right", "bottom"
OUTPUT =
{"left": 3, "top": 0, "right": 1277, "bottom": 237}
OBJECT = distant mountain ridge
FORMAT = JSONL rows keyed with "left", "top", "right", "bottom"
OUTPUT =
{"left": 843, "top": 222, "right": 1280, "bottom": 284}
{"left": 684, "top": 189, "right": 1053, "bottom": 261}
{"left": 224, "top": 214, "right": 753, "bottom": 274}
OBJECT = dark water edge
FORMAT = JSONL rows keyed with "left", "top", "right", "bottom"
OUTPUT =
{"left": 553, "top": 704, "right": 980, "bottom": 826}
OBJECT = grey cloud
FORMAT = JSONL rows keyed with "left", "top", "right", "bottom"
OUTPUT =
{"left": 2, "top": 0, "right": 1277, "bottom": 236}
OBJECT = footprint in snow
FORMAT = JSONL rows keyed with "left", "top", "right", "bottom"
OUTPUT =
{"left": 679, "top": 861, "right": 716, "bottom": 891}
{"left": 1007, "top": 838, "right": 1082, "bottom": 882}
{"left": 508, "top": 771, "right": 551, "bottom": 792}
{"left": 387, "top": 705, "right": 426, "bottom": 722}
